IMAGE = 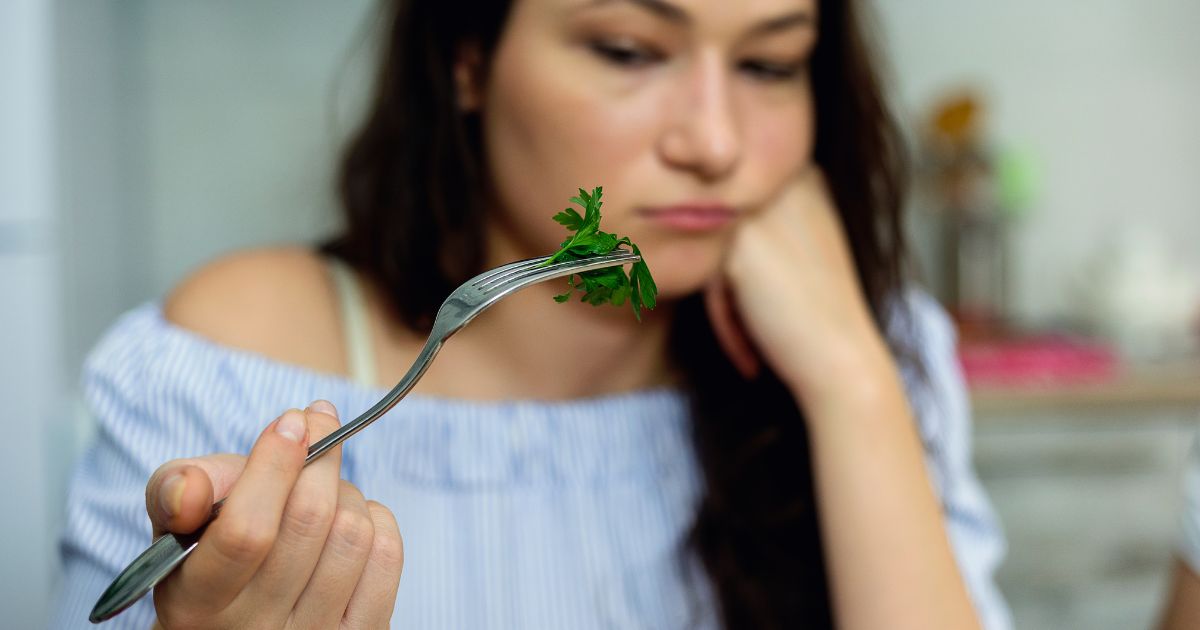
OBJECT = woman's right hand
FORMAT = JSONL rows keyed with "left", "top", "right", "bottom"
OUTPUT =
{"left": 142, "top": 401, "right": 403, "bottom": 629}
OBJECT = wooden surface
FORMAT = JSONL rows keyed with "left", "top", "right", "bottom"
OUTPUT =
{"left": 970, "top": 360, "right": 1200, "bottom": 416}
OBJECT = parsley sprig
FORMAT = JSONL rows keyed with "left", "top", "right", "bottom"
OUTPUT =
{"left": 541, "top": 186, "right": 657, "bottom": 320}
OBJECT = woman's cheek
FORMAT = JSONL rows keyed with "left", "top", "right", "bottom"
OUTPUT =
{"left": 740, "top": 86, "right": 814, "bottom": 187}
{"left": 485, "top": 77, "right": 652, "bottom": 232}
{"left": 757, "top": 116, "right": 812, "bottom": 186}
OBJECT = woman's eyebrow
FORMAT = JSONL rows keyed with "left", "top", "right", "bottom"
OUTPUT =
{"left": 584, "top": 0, "right": 814, "bottom": 35}
{"left": 749, "top": 11, "right": 814, "bottom": 36}
{"left": 585, "top": 0, "right": 687, "bottom": 23}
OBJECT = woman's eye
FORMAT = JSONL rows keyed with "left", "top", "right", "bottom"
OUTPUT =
{"left": 589, "top": 40, "right": 662, "bottom": 68}
{"left": 739, "top": 59, "right": 805, "bottom": 82}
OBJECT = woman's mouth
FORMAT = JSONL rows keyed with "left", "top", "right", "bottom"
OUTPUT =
{"left": 637, "top": 203, "right": 739, "bottom": 232}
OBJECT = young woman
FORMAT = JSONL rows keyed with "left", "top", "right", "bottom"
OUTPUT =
{"left": 53, "top": 1, "right": 1010, "bottom": 628}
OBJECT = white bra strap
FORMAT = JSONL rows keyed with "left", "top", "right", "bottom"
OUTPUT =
{"left": 327, "top": 257, "right": 378, "bottom": 388}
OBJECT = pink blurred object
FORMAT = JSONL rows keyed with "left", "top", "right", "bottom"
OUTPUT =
{"left": 958, "top": 335, "right": 1119, "bottom": 387}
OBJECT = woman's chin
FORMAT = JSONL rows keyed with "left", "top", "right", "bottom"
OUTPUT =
{"left": 642, "top": 247, "right": 724, "bottom": 301}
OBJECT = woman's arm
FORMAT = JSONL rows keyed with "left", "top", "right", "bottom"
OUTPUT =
{"left": 1159, "top": 560, "right": 1200, "bottom": 630}
{"left": 710, "top": 169, "right": 983, "bottom": 630}
{"left": 798, "top": 352, "right": 981, "bottom": 630}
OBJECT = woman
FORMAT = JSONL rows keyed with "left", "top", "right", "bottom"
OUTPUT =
{"left": 53, "top": 0, "right": 1010, "bottom": 628}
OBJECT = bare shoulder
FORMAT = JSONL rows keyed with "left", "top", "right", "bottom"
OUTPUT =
{"left": 164, "top": 246, "right": 344, "bottom": 373}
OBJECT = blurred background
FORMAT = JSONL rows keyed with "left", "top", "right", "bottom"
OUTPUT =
{"left": 3, "top": 0, "right": 1199, "bottom": 628}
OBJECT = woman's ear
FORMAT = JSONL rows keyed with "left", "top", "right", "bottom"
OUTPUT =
{"left": 453, "top": 42, "right": 484, "bottom": 112}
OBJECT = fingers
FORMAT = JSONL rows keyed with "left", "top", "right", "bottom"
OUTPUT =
{"left": 289, "top": 480, "right": 376, "bottom": 628}
{"left": 146, "top": 454, "right": 247, "bottom": 536}
{"left": 241, "top": 401, "right": 344, "bottom": 618}
{"left": 342, "top": 501, "right": 404, "bottom": 629}
{"left": 170, "top": 407, "right": 311, "bottom": 612}
{"left": 146, "top": 463, "right": 213, "bottom": 537}
{"left": 704, "top": 278, "right": 761, "bottom": 380}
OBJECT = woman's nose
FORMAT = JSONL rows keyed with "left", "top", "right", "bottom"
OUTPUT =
{"left": 657, "top": 53, "right": 742, "bottom": 181}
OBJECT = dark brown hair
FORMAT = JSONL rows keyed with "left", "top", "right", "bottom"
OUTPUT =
{"left": 322, "top": 1, "right": 908, "bottom": 627}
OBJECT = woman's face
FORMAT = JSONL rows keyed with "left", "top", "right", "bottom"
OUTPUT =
{"left": 478, "top": 0, "right": 818, "bottom": 298}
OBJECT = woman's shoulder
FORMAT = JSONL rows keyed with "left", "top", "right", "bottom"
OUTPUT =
{"left": 77, "top": 247, "right": 377, "bottom": 458}
{"left": 884, "top": 286, "right": 957, "bottom": 366}
{"left": 163, "top": 245, "right": 345, "bottom": 376}
{"left": 886, "top": 286, "right": 968, "bottom": 444}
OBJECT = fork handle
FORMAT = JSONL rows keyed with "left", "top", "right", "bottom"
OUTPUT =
{"left": 87, "top": 525, "right": 206, "bottom": 622}
{"left": 89, "top": 335, "right": 447, "bottom": 623}
{"left": 305, "top": 335, "right": 443, "bottom": 463}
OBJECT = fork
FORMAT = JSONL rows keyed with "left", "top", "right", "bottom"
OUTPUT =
{"left": 89, "top": 249, "right": 641, "bottom": 623}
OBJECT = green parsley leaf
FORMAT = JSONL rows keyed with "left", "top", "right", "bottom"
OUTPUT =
{"left": 540, "top": 186, "right": 657, "bottom": 320}
{"left": 631, "top": 244, "right": 657, "bottom": 310}
{"left": 552, "top": 207, "right": 585, "bottom": 231}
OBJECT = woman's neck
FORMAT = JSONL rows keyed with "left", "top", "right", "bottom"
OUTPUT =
{"left": 373, "top": 235, "right": 678, "bottom": 401}
{"left": 425, "top": 282, "right": 677, "bottom": 400}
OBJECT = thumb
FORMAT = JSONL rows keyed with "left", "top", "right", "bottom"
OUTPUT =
{"left": 145, "top": 453, "right": 247, "bottom": 537}
{"left": 704, "top": 278, "right": 761, "bottom": 380}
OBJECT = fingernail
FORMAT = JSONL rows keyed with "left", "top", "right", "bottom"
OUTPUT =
{"left": 275, "top": 409, "right": 307, "bottom": 442}
{"left": 159, "top": 472, "right": 185, "bottom": 520}
{"left": 308, "top": 399, "right": 337, "bottom": 419}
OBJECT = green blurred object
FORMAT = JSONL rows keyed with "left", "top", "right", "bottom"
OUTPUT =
{"left": 996, "top": 146, "right": 1040, "bottom": 218}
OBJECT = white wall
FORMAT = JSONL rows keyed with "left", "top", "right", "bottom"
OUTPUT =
{"left": 0, "top": 0, "right": 62, "bottom": 626}
{"left": 56, "top": 0, "right": 144, "bottom": 384}
{"left": 872, "top": 0, "right": 1200, "bottom": 321}
{"left": 136, "top": 0, "right": 374, "bottom": 298}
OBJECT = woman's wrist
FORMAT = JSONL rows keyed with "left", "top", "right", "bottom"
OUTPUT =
{"left": 784, "top": 329, "right": 908, "bottom": 428}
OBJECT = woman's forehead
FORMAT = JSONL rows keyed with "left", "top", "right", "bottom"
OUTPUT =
{"left": 554, "top": 0, "right": 817, "bottom": 25}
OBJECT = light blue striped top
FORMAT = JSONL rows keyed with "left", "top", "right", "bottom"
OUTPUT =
{"left": 51, "top": 291, "right": 1011, "bottom": 629}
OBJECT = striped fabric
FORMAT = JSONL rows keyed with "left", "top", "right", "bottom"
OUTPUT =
{"left": 50, "top": 291, "right": 1011, "bottom": 629}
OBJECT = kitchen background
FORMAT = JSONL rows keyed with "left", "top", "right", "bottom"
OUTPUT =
{"left": 3, "top": 1, "right": 1198, "bottom": 628}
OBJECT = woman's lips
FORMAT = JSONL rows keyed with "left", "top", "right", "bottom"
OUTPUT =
{"left": 638, "top": 203, "right": 738, "bottom": 232}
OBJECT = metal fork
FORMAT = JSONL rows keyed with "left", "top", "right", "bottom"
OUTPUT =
{"left": 89, "top": 249, "right": 641, "bottom": 623}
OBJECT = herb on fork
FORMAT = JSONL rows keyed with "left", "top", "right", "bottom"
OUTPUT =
{"left": 542, "top": 186, "right": 657, "bottom": 320}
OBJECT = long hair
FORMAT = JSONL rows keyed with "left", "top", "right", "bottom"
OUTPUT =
{"left": 321, "top": 1, "right": 908, "bottom": 627}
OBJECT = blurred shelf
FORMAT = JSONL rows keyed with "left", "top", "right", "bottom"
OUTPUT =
{"left": 970, "top": 360, "right": 1200, "bottom": 417}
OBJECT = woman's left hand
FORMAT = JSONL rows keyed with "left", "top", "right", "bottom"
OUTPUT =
{"left": 705, "top": 166, "right": 894, "bottom": 409}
